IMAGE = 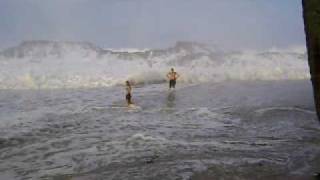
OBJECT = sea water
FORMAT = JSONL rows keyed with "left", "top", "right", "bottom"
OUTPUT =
{"left": 0, "top": 80, "right": 319, "bottom": 180}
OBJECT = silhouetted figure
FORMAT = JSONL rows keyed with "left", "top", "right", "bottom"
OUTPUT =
{"left": 167, "top": 68, "right": 180, "bottom": 89}
{"left": 125, "top": 81, "right": 133, "bottom": 106}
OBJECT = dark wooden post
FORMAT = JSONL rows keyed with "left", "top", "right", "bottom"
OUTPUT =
{"left": 302, "top": 0, "right": 320, "bottom": 119}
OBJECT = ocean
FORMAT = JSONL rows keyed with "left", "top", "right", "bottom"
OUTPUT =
{"left": 0, "top": 41, "right": 319, "bottom": 179}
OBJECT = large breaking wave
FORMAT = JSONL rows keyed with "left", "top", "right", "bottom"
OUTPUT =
{"left": 0, "top": 41, "right": 309, "bottom": 89}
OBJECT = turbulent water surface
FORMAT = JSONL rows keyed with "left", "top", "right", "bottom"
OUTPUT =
{"left": 0, "top": 41, "right": 317, "bottom": 180}
{"left": 0, "top": 41, "right": 309, "bottom": 89}
{"left": 0, "top": 80, "right": 319, "bottom": 180}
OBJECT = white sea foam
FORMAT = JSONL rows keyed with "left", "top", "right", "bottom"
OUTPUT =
{"left": 0, "top": 41, "right": 310, "bottom": 89}
{"left": 105, "top": 48, "right": 150, "bottom": 53}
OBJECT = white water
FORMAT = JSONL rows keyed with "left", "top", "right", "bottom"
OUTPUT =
{"left": 0, "top": 80, "right": 319, "bottom": 180}
{"left": 0, "top": 41, "right": 309, "bottom": 89}
{"left": 0, "top": 41, "right": 319, "bottom": 180}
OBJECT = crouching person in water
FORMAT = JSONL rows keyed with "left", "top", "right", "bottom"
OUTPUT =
{"left": 125, "top": 81, "right": 133, "bottom": 106}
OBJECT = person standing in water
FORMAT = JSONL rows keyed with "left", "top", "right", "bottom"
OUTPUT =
{"left": 125, "top": 81, "right": 133, "bottom": 106}
{"left": 167, "top": 68, "right": 180, "bottom": 89}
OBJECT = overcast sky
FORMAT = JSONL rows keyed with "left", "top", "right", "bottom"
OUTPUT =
{"left": 0, "top": 0, "right": 305, "bottom": 50}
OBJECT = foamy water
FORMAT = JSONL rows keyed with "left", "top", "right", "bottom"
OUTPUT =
{"left": 0, "top": 41, "right": 309, "bottom": 89}
{"left": 0, "top": 42, "right": 318, "bottom": 179}
{"left": 0, "top": 80, "right": 319, "bottom": 179}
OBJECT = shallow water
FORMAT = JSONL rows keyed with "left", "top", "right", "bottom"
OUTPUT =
{"left": 0, "top": 80, "right": 319, "bottom": 180}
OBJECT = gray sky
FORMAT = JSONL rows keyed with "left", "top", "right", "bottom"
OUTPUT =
{"left": 0, "top": 0, "right": 305, "bottom": 50}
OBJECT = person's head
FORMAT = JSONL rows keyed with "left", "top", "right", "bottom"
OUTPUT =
{"left": 126, "top": 80, "right": 130, "bottom": 86}
{"left": 171, "top": 68, "right": 174, "bottom": 72}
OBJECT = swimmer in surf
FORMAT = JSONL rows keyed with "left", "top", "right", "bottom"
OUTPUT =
{"left": 167, "top": 68, "right": 180, "bottom": 89}
{"left": 125, "top": 81, "right": 133, "bottom": 106}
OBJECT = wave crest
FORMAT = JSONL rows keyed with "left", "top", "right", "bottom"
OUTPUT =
{"left": 0, "top": 41, "right": 309, "bottom": 89}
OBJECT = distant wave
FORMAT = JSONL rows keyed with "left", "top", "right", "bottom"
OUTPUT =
{"left": 105, "top": 48, "right": 150, "bottom": 53}
{"left": 0, "top": 41, "right": 309, "bottom": 89}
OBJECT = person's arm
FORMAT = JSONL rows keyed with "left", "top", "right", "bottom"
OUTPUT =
{"left": 176, "top": 72, "right": 180, "bottom": 79}
{"left": 166, "top": 72, "right": 170, "bottom": 79}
